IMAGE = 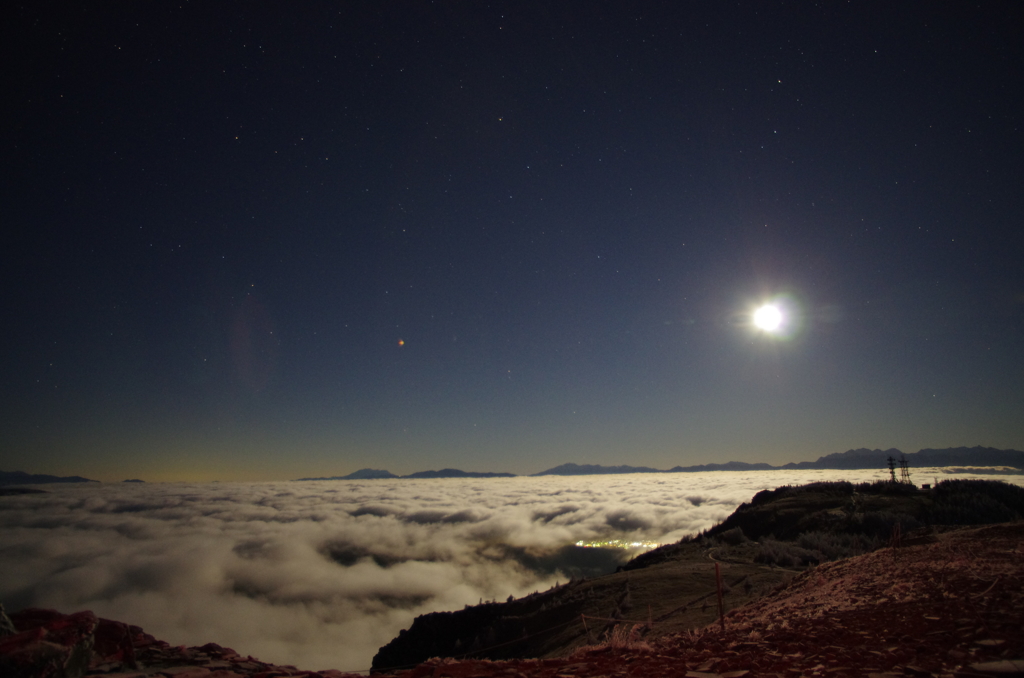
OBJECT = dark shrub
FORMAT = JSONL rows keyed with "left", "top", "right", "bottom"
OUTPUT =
{"left": 718, "top": 527, "right": 748, "bottom": 545}
{"left": 854, "top": 480, "right": 920, "bottom": 496}
{"left": 755, "top": 538, "right": 822, "bottom": 567}
{"left": 858, "top": 510, "right": 923, "bottom": 538}
{"left": 797, "top": 530, "right": 879, "bottom": 561}
{"left": 931, "top": 479, "right": 1024, "bottom": 525}
{"left": 751, "top": 481, "right": 854, "bottom": 506}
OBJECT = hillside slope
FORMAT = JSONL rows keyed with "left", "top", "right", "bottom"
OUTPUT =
{"left": 373, "top": 479, "right": 1024, "bottom": 670}
{"left": 388, "top": 522, "right": 1024, "bottom": 678}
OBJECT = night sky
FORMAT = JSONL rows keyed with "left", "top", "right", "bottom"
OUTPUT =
{"left": 3, "top": 2, "right": 1023, "bottom": 482}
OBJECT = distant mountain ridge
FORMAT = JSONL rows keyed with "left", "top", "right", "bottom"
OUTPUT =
{"left": 296, "top": 469, "right": 400, "bottom": 481}
{"left": 403, "top": 468, "right": 516, "bottom": 479}
{"left": 8, "top": 447, "right": 1019, "bottom": 486}
{"left": 530, "top": 462, "right": 663, "bottom": 476}
{"left": 0, "top": 471, "right": 98, "bottom": 485}
{"left": 537, "top": 447, "right": 1024, "bottom": 475}
{"left": 667, "top": 460, "right": 777, "bottom": 473}
{"left": 295, "top": 468, "right": 514, "bottom": 481}
{"left": 296, "top": 447, "right": 1023, "bottom": 481}
{"left": 778, "top": 446, "right": 1024, "bottom": 472}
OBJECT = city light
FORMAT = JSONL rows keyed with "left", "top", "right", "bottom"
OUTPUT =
{"left": 575, "top": 539, "right": 660, "bottom": 550}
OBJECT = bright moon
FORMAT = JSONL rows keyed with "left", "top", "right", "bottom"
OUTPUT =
{"left": 753, "top": 304, "right": 783, "bottom": 332}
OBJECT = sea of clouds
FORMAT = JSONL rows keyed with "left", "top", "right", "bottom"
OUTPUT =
{"left": 1, "top": 467, "right": 1020, "bottom": 671}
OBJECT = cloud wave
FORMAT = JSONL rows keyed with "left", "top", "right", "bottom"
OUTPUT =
{"left": 1, "top": 468, "right": 1018, "bottom": 670}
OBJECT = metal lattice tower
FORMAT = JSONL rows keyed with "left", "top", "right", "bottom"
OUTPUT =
{"left": 899, "top": 457, "right": 912, "bottom": 485}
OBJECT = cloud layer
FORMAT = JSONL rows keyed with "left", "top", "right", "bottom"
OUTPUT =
{"left": 1, "top": 468, "right": 1018, "bottom": 670}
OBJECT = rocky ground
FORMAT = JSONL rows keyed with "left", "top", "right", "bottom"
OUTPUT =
{"left": 370, "top": 538, "right": 797, "bottom": 670}
{"left": 2, "top": 522, "right": 1022, "bottom": 678}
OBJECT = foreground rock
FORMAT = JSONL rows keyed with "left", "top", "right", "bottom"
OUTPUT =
{"left": 0, "top": 607, "right": 362, "bottom": 678}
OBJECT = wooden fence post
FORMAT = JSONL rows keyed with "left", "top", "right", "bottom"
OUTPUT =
{"left": 715, "top": 561, "right": 725, "bottom": 631}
